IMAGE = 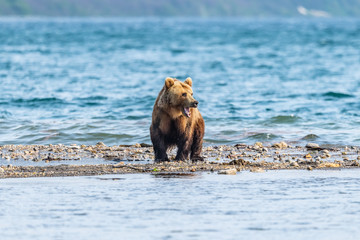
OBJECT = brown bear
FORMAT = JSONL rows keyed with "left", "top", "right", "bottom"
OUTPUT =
{"left": 150, "top": 77, "right": 205, "bottom": 162}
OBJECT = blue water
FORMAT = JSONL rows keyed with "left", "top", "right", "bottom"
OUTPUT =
{"left": 1, "top": 170, "right": 360, "bottom": 240}
{"left": 1, "top": 18, "right": 360, "bottom": 146}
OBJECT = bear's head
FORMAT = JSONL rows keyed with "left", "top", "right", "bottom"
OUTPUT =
{"left": 159, "top": 77, "right": 199, "bottom": 118}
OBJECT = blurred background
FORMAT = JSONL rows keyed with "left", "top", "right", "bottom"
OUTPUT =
{"left": 1, "top": 1, "right": 360, "bottom": 146}
{"left": 1, "top": 0, "right": 360, "bottom": 17}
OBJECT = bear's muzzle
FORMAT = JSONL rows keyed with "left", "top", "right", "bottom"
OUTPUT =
{"left": 191, "top": 101, "right": 199, "bottom": 108}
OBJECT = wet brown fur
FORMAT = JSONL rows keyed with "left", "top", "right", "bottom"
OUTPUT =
{"left": 150, "top": 77, "right": 205, "bottom": 162}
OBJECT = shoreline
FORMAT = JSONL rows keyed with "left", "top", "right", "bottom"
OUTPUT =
{"left": 1, "top": 142, "right": 360, "bottom": 178}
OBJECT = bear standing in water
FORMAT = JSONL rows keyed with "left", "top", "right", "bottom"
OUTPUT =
{"left": 150, "top": 77, "right": 205, "bottom": 162}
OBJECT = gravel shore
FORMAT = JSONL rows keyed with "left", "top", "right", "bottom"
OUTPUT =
{"left": 1, "top": 142, "right": 359, "bottom": 178}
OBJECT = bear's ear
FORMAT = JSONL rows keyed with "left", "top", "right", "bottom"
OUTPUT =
{"left": 184, "top": 77, "right": 192, "bottom": 87}
{"left": 165, "top": 77, "right": 175, "bottom": 89}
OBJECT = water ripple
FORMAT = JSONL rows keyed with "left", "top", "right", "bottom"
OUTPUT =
{"left": 1, "top": 18, "right": 360, "bottom": 145}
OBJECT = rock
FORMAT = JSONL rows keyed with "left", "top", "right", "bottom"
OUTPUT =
{"left": 301, "top": 134, "right": 319, "bottom": 140}
{"left": 290, "top": 161, "right": 299, "bottom": 167}
{"left": 321, "top": 149, "right": 329, "bottom": 154}
{"left": 234, "top": 143, "right": 247, "bottom": 149}
{"left": 307, "top": 166, "right": 313, "bottom": 171}
{"left": 133, "top": 143, "right": 141, "bottom": 148}
{"left": 254, "top": 142, "right": 263, "bottom": 148}
{"left": 96, "top": 142, "right": 106, "bottom": 147}
{"left": 250, "top": 168, "right": 265, "bottom": 173}
{"left": 229, "top": 159, "right": 247, "bottom": 166}
{"left": 306, "top": 143, "right": 320, "bottom": 149}
{"left": 113, "top": 162, "right": 125, "bottom": 167}
{"left": 273, "top": 142, "right": 287, "bottom": 149}
{"left": 70, "top": 144, "right": 80, "bottom": 149}
{"left": 140, "top": 143, "right": 152, "bottom": 147}
{"left": 317, "top": 162, "right": 341, "bottom": 168}
{"left": 0, "top": 167, "right": 4, "bottom": 173}
{"left": 218, "top": 168, "right": 237, "bottom": 175}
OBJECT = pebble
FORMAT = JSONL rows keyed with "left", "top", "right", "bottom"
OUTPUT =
{"left": 306, "top": 143, "right": 320, "bottom": 149}
{"left": 70, "top": 144, "right": 80, "bottom": 149}
{"left": 0, "top": 168, "right": 4, "bottom": 173}
{"left": 307, "top": 166, "right": 313, "bottom": 171}
{"left": 113, "top": 162, "right": 125, "bottom": 167}
{"left": 96, "top": 142, "right": 106, "bottom": 147}
{"left": 218, "top": 168, "right": 237, "bottom": 175}
{"left": 273, "top": 142, "right": 288, "bottom": 149}
{"left": 290, "top": 161, "right": 299, "bottom": 167}
{"left": 250, "top": 168, "right": 265, "bottom": 173}
{"left": 321, "top": 149, "right": 329, "bottom": 154}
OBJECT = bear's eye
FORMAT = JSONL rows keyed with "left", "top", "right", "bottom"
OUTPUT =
{"left": 182, "top": 93, "right": 187, "bottom": 97}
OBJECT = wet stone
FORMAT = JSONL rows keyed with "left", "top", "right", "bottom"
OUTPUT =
{"left": 96, "top": 142, "right": 106, "bottom": 147}
{"left": 273, "top": 142, "right": 288, "bottom": 149}
{"left": 302, "top": 134, "right": 320, "bottom": 140}
{"left": 306, "top": 143, "right": 320, "bottom": 149}
{"left": 290, "top": 161, "right": 299, "bottom": 167}
{"left": 218, "top": 168, "right": 237, "bottom": 175}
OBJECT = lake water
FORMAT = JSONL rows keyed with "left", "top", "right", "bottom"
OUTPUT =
{"left": 1, "top": 18, "right": 360, "bottom": 146}
{"left": 1, "top": 170, "right": 360, "bottom": 240}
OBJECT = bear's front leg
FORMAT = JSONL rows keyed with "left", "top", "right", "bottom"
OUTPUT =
{"left": 175, "top": 139, "right": 191, "bottom": 161}
{"left": 153, "top": 141, "right": 169, "bottom": 162}
{"left": 150, "top": 129, "right": 169, "bottom": 162}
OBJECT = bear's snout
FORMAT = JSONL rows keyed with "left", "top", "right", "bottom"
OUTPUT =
{"left": 191, "top": 101, "right": 199, "bottom": 108}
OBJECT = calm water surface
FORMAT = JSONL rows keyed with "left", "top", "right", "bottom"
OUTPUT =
{"left": 1, "top": 18, "right": 360, "bottom": 146}
{"left": 1, "top": 170, "right": 360, "bottom": 240}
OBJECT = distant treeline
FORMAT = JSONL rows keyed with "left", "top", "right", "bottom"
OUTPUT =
{"left": 1, "top": 0, "right": 360, "bottom": 16}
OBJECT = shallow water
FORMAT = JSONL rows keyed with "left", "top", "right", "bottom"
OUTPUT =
{"left": 1, "top": 18, "right": 360, "bottom": 146}
{"left": 1, "top": 170, "right": 360, "bottom": 239}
